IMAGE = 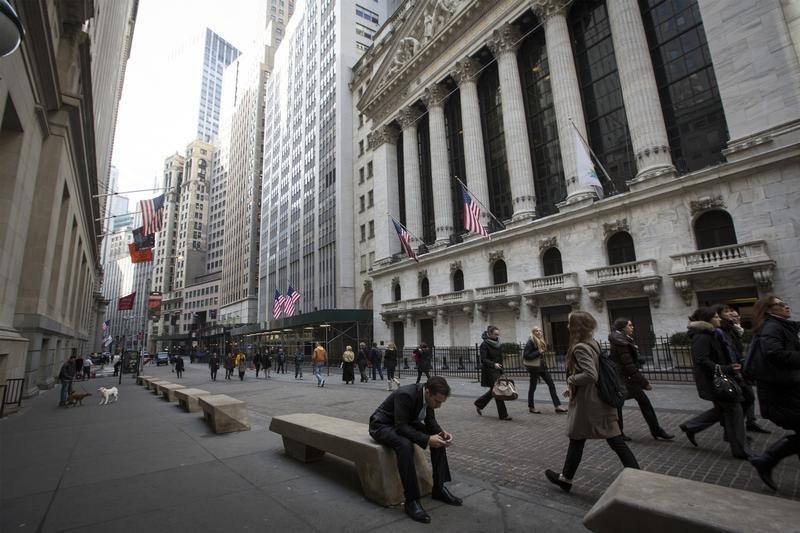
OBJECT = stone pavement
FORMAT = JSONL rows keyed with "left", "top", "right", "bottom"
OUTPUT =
{"left": 1, "top": 363, "right": 797, "bottom": 532}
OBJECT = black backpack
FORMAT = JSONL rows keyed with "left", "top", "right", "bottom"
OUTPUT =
{"left": 585, "top": 342, "right": 626, "bottom": 408}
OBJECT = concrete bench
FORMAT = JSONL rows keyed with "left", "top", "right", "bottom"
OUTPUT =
{"left": 137, "top": 375, "right": 153, "bottom": 386}
{"left": 269, "top": 413, "right": 433, "bottom": 507}
{"left": 142, "top": 377, "right": 158, "bottom": 390}
{"left": 583, "top": 468, "right": 800, "bottom": 532}
{"left": 174, "top": 388, "right": 212, "bottom": 412}
{"left": 150, "top": 380, "right": 172, "bottom": 395}
{"left": 199, "top": 394, "right": 250, "bottom": 433}
{"left": 159, "top": 383, "right": 185, "bottom": 401}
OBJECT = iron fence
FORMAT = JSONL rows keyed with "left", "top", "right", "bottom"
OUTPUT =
{"left": 0, "top": 378, "right": 24, "bottom": 417}
{"left": 393, "top": 337, "right": 698, "bottom": 383}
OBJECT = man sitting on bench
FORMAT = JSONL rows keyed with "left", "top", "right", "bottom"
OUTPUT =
{"left": 368, "top": 376, "right": 462, "bottom": 523}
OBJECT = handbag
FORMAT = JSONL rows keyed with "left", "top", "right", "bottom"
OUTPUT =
{"left": 712, "top": 364, "right": 742, "bottom": 402}
{"left": 492, "top": 376, "right": 519, "bottom": 401}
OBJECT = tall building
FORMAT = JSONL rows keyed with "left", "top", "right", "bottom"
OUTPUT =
{"left": 258, "top": 0, "right": 396, "bottom": 327}
{"left": 357, "top": 0, "right": 800, "bottom": 352}
{"left": 0, "top": 0, "right": 138, "bottom": 398}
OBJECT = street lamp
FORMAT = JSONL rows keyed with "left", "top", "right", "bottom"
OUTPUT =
{"left": 0, "top": 0, "right": 23, "bottom": 57}
{"left": 320, "top": 324, "right": 331, "bottom": 376}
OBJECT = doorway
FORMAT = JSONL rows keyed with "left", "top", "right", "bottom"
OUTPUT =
{"left": 542, "top": 306, "right": 571, "bottom": 356}
{"left": 419, "top": 319, "right": 434, "bottom": 347}
{"left": 392, "top": 321, "right": 405, "bottom": 350}
{"left": 607, "top": 298, "right": 655, "bottom": 356}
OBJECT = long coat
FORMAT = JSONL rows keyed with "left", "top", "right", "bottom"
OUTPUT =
{"left": 479, "top": 338, "right": 503, "bottom": 388}
{"left": 753, "top": 315, "right": 800, "bottom": 430}
{"left": 566, "top": 341, "right": 620, "bottom": 439}
{"left": 688, "top": 321, "right": 735, "bottom": 401}
{"left": 608, "top": 330, "right": 649, "bottom": 394}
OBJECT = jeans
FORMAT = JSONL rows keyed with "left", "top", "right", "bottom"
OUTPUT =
{"left": 59, "top": 379, "right": 73, "bottom": 405}
{"left": 314, "top": 363, "right": 325, "bottom": 385}
{"left": 371, "top": 362, "right": 384, "bottom": 380}
{"left": 562, "top": 436, "right": 640, "bottom": 480}
{"left": 295, "top": 365, "right": 303, "bottom": 379}
{"left": 527, "top": 367, "right": 560, "bottom": 408}
{"left": 682, "top": 400, "right": 748, "bottom": 456}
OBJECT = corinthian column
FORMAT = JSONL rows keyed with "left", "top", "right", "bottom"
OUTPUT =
{"left": 368, "top": 124, "right": 401, "bottom": 262}
{"left": 451, "top": 57, "right": 491, "bottom": 228}
{"left": 422, "top": 83, "right": 454, "bottom": 247}
{"left": 397, "top": 106, "right": 424, "bottom": 244}
{"left": 606, "top": 0, "right": 675, "bottom": 185}
{"left": 488, "top": 23, "right": 536, "bottom": 221}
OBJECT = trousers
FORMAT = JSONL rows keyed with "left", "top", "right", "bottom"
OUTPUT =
{"left": 562, "top": 435, "right": 639, "bottom": 480}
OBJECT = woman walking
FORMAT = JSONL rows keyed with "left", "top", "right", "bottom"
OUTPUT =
{"left": 608, "top": 318, "right": 673, "bottom": 440}
{"left": 474, "top": 326, "right": 512, "bottom": 421}
{"left": 545, "top": 311, "right": 639, "bottom": 492}
{"left": 342, "top": 346, "right": 356, "bottom": 384}
{"left": 384, "top": 342, "right": 400, "bottom": 390}
{"left": 414, "top": 343, "right": 432, "bottom": 384}
{"left": 208, "top": 352, "right": 220, "bottom": 381}
{"left": 224, "top": 353, "right": 235, "bottom": 380}
{"left": 524, "top": 327, "right": 567, "bottom": 414}
{"left": 175, "top": 354, "right": 185, "bottom": 378}
{"left": 235, "top": 352, "right": 247, "bottom": 381}
{"left": 679, "top": 307, "right": 750, "bottom": 459}
{"left": 747, "top": 295, "right": 800, "bottom": 491}
{"left": 357, "top": 342, "right": 370, "bottom": 383}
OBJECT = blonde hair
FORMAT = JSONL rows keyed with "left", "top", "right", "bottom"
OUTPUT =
{"left": 388, "top": 342, "right": 396, "bottom": 350}
{"left": 530, "top": 327, "right": 547, "bottom": 353}
{"left": 346, "top": 345, "right": 352, "bottom": 351}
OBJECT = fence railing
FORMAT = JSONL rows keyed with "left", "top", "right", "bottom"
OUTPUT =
{"left": 0, "top": 378, "right": 25, "bottom": 417}
{"left": 391, "top": 337, "right": 697, "bottom": 383}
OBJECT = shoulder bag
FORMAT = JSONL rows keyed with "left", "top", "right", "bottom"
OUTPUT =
{"left": 712, "top": 364, "right": 742, "bottom": 402}
{"left": 492, "top": 376, "right": 519, "bottom": 401}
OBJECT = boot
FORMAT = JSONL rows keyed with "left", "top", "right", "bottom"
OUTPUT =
{"left": 749, "top": 436, "right": 798, "bottom": 491}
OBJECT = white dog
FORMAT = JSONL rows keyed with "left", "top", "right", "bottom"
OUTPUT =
{"left": 97, "top": 386, "right": 119, "bottom": 405}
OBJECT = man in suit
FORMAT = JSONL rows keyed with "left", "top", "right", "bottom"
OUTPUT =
{"left": 369, "top": 376, "right": 462, "bottom": 523}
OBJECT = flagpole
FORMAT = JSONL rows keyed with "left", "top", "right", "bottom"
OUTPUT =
{"left": 454, "top": 176, "right": 505, "bottom": 232}
{"left": 568, "top": 118, "right": 618, "bottom": 195}
{"left": 386, "top": 213, "right": 423, "bottom": 245}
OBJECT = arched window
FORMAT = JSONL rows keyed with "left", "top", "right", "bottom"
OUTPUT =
{"left": 492, "top": 260, "right": 508, "bottom": 285}
{"left": 542, "top": 247, "right": 564, "bottom": 276}
{"left": 452, "top": 269, "right": 464, "bottom": 292}
{"left": 607, "top": 232, "right": 637, "bottom": 265}
{"left": 694, "top": 210, "right": 736, "bottom": 250}
{"left": 393, "top": 283, "right": 402, "bottom": 302}
{"left": 420, "top": 277, "right": 430, "bottom": 297}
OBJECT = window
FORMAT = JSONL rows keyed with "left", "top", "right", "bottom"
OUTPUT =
{"left": 359, "top": 140, "right": 364, "bottom": 156}
{"left": 452, "top": 269, "right": 464, "bottom": 292}
{"left": 607, "top": 232, "right": 637, "bottom": 265}
{"left": 367, "top": 161, "right": 373, "bottom": 178}
{"left": 478, "top": 62, "right": 513, "bottom": 221}
{"left": 360, "top": 254, "right": 367, "bottom": 272}
{"left": 492, "top": 260, "right": 508, "bottom": 285}
{"left": 360, "top": 224, "right": 366, "bottom": 242}
{"left": 393, "top": 283, "right": 402, "bottom": 302}
{"left": 694, "top": 210, "right": 736, "bottom": 250}
{"left": 359, "top": 195, "right": 365, "bottom": 212}
{"left": 368, "top": 220, "right": 374, "bottom": 238}
{"left": 542, "top": 247, "right": 564, "bottom": 276}
{"left": 359, "top": 167, "right": 365, "bottom": 183}
{"left": 420, "top": 277, "right": 430, "bottom": 297}
{"left": 367, "top": 190, "right": 373, "bottom": 207}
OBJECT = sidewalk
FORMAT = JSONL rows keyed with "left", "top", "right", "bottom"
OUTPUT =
{"left": 1, "top": 364, "right": 796, "bottom": 532}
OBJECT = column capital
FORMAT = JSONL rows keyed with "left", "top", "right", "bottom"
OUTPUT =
{"left": 488, "top": 23, "right": 522, "bottom": 57}
{"left": 530, "top": 0, "right": 573, "bottom": 21}
{"left": 451, "top": 57, "right": 481, "bottom": 86}
{"left": 422, "top": 83, "right": 449, "bottom": 109}
{"left": 397, "top": 106, "right": 423, "bottom": 130}
{"left": 368, "top": 124, "right": 400, "bottom": 150}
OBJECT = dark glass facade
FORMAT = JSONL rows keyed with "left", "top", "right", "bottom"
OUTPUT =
{"left": 444, "top": 91, "right": 466, "bottom": 235}
{"left": 640, "top": 0, "right": 728, "bottom": 173}
{"left": 396, "top": 133, "right": 406, "bottom": 226}
{"left": 417, "top": 115, "right": 436, "bottom": 245}
{"left": 478, "top": 62, "right": 513, "bottom": 221}
{"left": 570, "top": 0, "right": 636, "bottom": 194}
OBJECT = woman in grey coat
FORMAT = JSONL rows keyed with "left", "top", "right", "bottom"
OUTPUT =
{"left": 545, "top": 311, "right": 639, "bottom": 492}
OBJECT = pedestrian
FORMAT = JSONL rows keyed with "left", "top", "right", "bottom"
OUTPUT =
{"left": 58, "top": 355, "right": 77, "bottom": 406}
{"left": 113, "top": 356, "right": 121, "bottom": 377}
{"left": 170, "top": 352, "right": 176, "bottom": 373}
{"left": 208, "top": 352, "right": 220, "bottom": 381}
{"left": 545, "top": 311, "right": 640, "bottom": 493}
{"left": 369, "top": 376, "right": 462, "bottom": 523}
{"left": 474, "top": 327, "right": 512, "bottom": 420}
{"left": 679, "top": 307, "right": 750, "bottom": 459}
{"left": 370, "top": 342, "right": 384, "bottom": 381}
{"left": 312, "top": 342, "right": 327, "bottom": 387}
{"left": 175, "top": 354, "right": 185, "bottom": 378}
{"left": 254, "top": 350, "right": 262, "bottom": 377}
{"left": 83, "top": 355, "right": 92, "bottom": 380}
{"left": 277, "top": 348, "right": 286, "bottom": 374}
{"left": 75, "top": 355, "right": 83, "bottom": 381}
{"left": 294, "top": 349, "right": 304, "bottom": 379}
{"left": 523, "top": 327, "right": 567, "bottom": 414}
{"left": 264, "top": 350, "right": 272, "bottom": 378}
{"left": 384, "top": 342, "right": 400, "bottom": 391}
{"left": 357, "top": 342, "right": 370, "bottom": 383}
{"left": 342, "top": 345, "right": 356, "bottom": 384}
{"left": 747, "top": 295, "right": 800, "bottom": 491}
{"left": 608, "top": 318, "right": 673, "bottom": 440}
{"left": 414, "top": 343, "right": 432, "bottom": 384}
{"left": 236, "top": 351, "right": 247, "bottom": 381}
{"left": 224, "top": 353, "right": 235, "bottom": 380}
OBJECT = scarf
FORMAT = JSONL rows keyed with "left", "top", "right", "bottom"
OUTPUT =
{"left": 484, "top": 336, "right": 501, "bottom": 349}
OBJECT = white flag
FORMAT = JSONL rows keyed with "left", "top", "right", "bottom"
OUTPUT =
{"left": 574, "top": 128, "right": 604, "bottom": 200}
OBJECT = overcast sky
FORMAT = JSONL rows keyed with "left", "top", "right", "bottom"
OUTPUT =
{"left": 111, "top": 0, "right": 265, "bottom": 207}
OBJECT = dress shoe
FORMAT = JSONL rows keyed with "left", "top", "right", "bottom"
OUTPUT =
{"left": 432, "top": 485, "right": 462, "bottom": 506}
{"left": 555, "top": 406, "right": 568, "bottom": 413}
{"left": 475, "top": 405, "right": 483, "bottom": 416}
{"left": 499, "top": 416, "right": 513, "bottom": 421}
{"left": 529, "top": 407, "right": 542, "bottom": 414}
{"left": 652, "top": 428, "right": 675, "bottom": 440}
{"left": 746, "top": 422, "right": 772, "bottom": 434}
{"left": 749, "top": 456, "right": 778, "bottom": 491}
{"left": 679, "top": 424, "right": 698, "bottom": 447}
{"left": 404, "top": 499, "right": 431, "bottom": 523}
{"left": 544, "top": 469, "right": 572, "bottom": 493}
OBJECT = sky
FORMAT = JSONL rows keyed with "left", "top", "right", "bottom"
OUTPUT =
{"left": 111, "top": 0, "right": 265, "bottom": 207}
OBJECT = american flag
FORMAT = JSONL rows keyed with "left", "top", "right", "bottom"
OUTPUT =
{"left": 284, "top": 285, "right": 301, "bottom": 316}
{"left": 139, "top": 194, "right": 165, "bottom": 236}
{"left": 273, "top": 289, "right": 286, "bottom": 319}
{"left": 460, "top": 184, "right": 488, "bottom": 238}
{"left": 392, "top": 219, "right": 418, "bottom": 262}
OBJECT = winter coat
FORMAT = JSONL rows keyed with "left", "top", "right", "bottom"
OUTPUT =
{"left": 719, "top": 320, "right": 744, "bottom": 362}
{"left": 479, "top": 334, "right": 503, "bottom": 388}
{"left": 208, "top": 356, "right": 220, "bottom": 370}
{"left": 383, "top": 348, "right": 398, "bottom": 370}
{"left": 59, "top": 360, "right": 76, "bottom": 381}
{"left": 342, "top": 350, "right": 355, "bottom": 363}
{"left": 369, "top": 347, "right": 382, "bottom": 366}
{"left": 415, "top": 348, "right": 432, "bottom": 372}
{"left": 688, "top": 321, "right": 736, "bottom": 402}
{"left": 752, "top": 315, "right": 800, "bottom": 430}
{"left": 312, "top": 346, "right": 328, "bottom": 364}
{"left": 175, "top": 356, "right": 184, "bottom": 372}
{"left": 522, "top": 338, "right": 546, "bottom": 370}
{"left": 566, "top": 340, "right": 620, "bottom": 439}
{"left": 608, "top": 330, "right": 649, "bottom": 393}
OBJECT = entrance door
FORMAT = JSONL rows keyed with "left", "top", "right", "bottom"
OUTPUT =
{"left": 542, "top": 306, "right": 571, "bottom": 356}
{"left": 696, "top": 286, "right": 758, "bottom": 329}
{"left": 607, "top": 298, "right": 655, "bottom": 357}
{"left": 419, "top": 319, "right": 434, "bottom": 347}
{"left": 392, "top": 321, "right": 405, "bottom": 350}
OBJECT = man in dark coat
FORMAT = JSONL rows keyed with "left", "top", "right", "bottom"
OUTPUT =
{"left": 369, "top": 342, "right": 384, "bottom": 381}
{"left": 369, "top": 376, "right": 461, "bottom": 523}
{"left": 58, "top": 355, "right": 77, "bottom": 406}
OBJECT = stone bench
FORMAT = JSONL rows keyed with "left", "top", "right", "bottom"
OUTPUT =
{"left": 583, "top": 468, "right": 800, "bottom": 532}
{"left": 269, "top": 413, "right": 433, "bottom": 507}
{"left": 137, "top": 375, "right": 153, "bottom": 386}
{"left": 199, "top": 394, "right": 250, "bottom": 433}
{"left": 150, "top": 380, "right": 172, "bottom": 395}
{"left": 142, "top": 377, "right": 158, "bottom": 390}
{"left": 174, "top": 388, "right": 212, "bottom": 412}
{"left": 159, "top": 383, "right": 185, "bottom": 402}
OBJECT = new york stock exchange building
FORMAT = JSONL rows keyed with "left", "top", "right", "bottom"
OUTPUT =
{"left": 352, "top": 0, "right": 800, "bottom": 355}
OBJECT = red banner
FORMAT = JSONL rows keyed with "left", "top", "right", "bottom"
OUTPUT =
{"left": 118, "top": 292, "right": 136, "bottom": 311}
{"left": 128, "top": 243, "right": 153, "bottom": 263}
{"left": 148, "top": 292, "right": 162, "bottom": 318}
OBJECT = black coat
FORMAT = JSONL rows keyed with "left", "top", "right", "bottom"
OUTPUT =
{"left": 369, "top": 383, "right": 442, "bottom": 449}
{"left": 415, "top": 348, "right": 432, "bottom": 371}
{"left": 383, "top": 348, "right": 398, "bottom": 370}
{"left": 752, "top": 315, "right": 800, "bottom": 430}
{"left": 175, "top": 356, "right": 184, "bottom": 371}
{"left": 608, "top": 330, "right": 649, "bottom": 391}
{"left": 479, "top": 335, "right": 503, "bottom": 388}
{"left": 688, "top": 321, "right": 736, "bottom": 401}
